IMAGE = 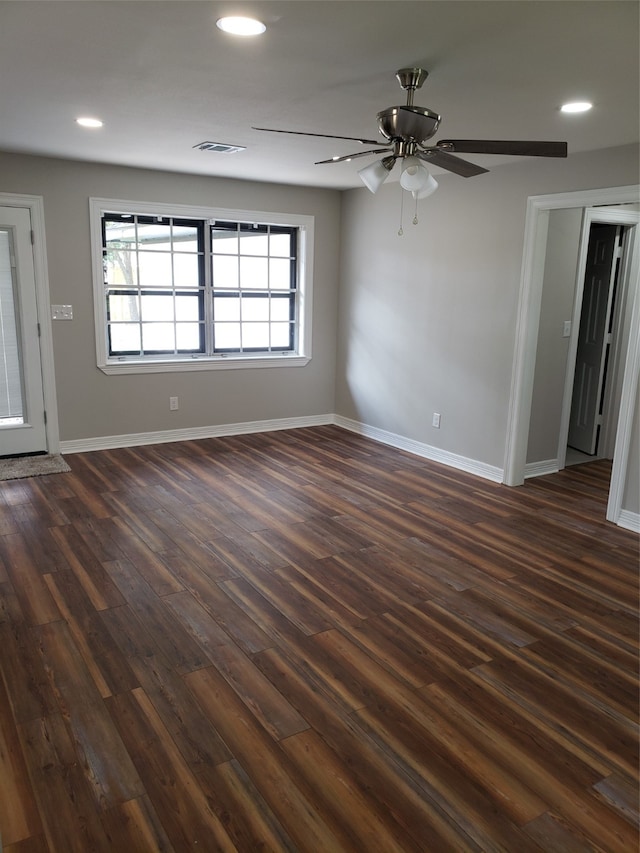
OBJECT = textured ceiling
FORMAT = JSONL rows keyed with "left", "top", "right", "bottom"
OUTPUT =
{"left": 0, "top": 1, "right": 637, "bottom": 189}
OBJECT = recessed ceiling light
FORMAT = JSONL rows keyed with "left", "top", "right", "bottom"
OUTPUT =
{"left": 76, "top": 117, "right": 103, "bottom": 128}
{"left": 216, "top": 16, "right": 266, "bottom": 36}
{"left": 560, "top": 102, "right": 593, "bottom": 114}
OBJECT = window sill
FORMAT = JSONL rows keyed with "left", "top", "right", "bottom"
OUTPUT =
{"left": 98, "top": 354, "right": 311, "bottom": 375}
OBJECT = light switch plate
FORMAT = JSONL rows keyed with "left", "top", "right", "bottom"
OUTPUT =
{"left": 51, "top": 304, "right": 73, "bottom": 320}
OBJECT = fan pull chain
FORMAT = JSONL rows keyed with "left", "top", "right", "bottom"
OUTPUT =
{"left": 413, "top": 193, "right": 419, "bottom": 225}
{"left": 398, "top": 188, "right": 405, "bottom": 236}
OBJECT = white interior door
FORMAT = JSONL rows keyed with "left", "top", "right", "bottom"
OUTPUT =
{"left": 567, "top": 223, "right": 619, "bottom": 454}
{"left": 0, "top": 206, "right": 48, "bottom": 456}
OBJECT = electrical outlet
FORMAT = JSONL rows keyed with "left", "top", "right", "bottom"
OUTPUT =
{"left": 169, "top": 396, "right": 179, "bottom": 411}
{"left": 432, "top": 412, "right": 441, "bottom": 429}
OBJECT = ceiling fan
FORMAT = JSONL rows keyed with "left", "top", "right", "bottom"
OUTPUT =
{"left": 253, "top": 68, "right": 567, "bottom": 195}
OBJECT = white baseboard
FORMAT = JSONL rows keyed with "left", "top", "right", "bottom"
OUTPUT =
{"left": 524, "top": 459, "right": 559, "bottom": 479}
{"left": 334, "top": 415, "right": 504, "bottom": 483}
{"left": 616, "top": 510, "right": 640, "bottom": 533}
{"left": 58, "top": 414, "right": 637, "bottom": 529}
{"left": 59, "top": 414, "right": 334, "bottom": 454}
{"left": 60, "top": 412, "right": 504, "bottom": 484}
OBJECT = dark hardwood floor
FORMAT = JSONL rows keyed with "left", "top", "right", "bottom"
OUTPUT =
{"left": 0, "top": 426, "right": 637, "bottom": 852}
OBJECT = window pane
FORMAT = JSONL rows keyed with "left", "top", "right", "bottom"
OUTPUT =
{"left": 270, "top": 297, "right": 291, "bottom": 322}
{"left": 176, "top": 323, "right": 202, "bottom": 350}
{"left": 142, "top": 323, "right": 175, "bottom": 351}
{"left": 213, "top": 255, "right": 239, "bottom": 288}
{"left": 141, "top": 294, "right": 174, "bottom": 322}
{"left": 271, "top": 322, "right": 292, "bottom": 348}
{"left": 270, "top": 231, "right": 291, "bottom": 257}
{"left": 137, "top": 222, "right": 171, "bottom": 251}
{"left": 214, "top": 323, "right": 241, "bottom": 349}
{"left": 110, "top": 323, "right": 141, "bottom": 353}
{"left": 269, "top": 258, "right": 291, "bottom": 290}
{"left": 175, "top": 294, "right": 200, "bottom": 321}
{"left": 139, "top": 252, "right": 173, "bottom": 288}
{"left": 100, "top": 211, "right": 300, "bottom": 363}
{"left": 174, "top": 253, "right": 200, "bottom": 287}
{"left": 105, "top": 220, "right": 136, "bottom": 248}
{"left": 213, "top": 296, "right": 240, "bottom": 321}
{"left": 243, "top": 322, "right": 270, "bottom": 349}
{"left": 239, "top": 229, "right": 268, "bottom": 256}
{"left": 241, "top": 297, "right": 269, "bottom": 322}
{"left": 240, "top": 257, "right": 268, "bottom": 289}
{"left": 172, "top": 225, "right": 199, "bottom": 252}
{"left": 105, "top": 249, "right": 137, "bottom": 286}
{"left": 108, "top": 293, "right": 140, "bottom": 321}
{"left": 212, "top": 228, "right": 238, "bottom": 255}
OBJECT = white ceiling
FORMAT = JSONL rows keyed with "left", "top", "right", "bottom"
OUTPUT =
{"left": 0, "top": 1, "right": 638, "bottom": 190}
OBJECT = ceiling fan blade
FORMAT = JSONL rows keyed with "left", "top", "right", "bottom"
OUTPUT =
{"left": 315, "top": 148, "right": 392, "bottom": 165}
{"left": 438, "top": 139, "right": 568, "bottom": 158}
{"left": 252, "top": 127, "right": 385, "bottom": 146}
{"left": 417, "top": 149, "right": 488, "bottom": 178}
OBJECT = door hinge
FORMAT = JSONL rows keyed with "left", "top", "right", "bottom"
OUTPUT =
{"left": 37, "top": 322, "right": 41, "bottom": 337}
{"left": 30, "top": 230, "right": 35, "bottom": 245}
{"left": 43, "top": 410, "right": 47, "bottom": 424}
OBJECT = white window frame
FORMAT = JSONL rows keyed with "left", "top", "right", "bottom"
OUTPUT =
{"left": 90, "top": 198, "right": 314, "bottom": 374}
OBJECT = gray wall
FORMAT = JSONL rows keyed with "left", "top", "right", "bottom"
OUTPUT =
{"left": 336, "top": 144, "right": 638, "bottom": 475}
{"left": 527, "top": 208, "right": 582, "bottom": 464}
{"left": 0, "top": 152, "right": 341, "bottom": 442}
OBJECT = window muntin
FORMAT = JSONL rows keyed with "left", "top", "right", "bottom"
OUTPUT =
{"left": 91, "top": 199, "right": 313, "bottom": 373}
{"left": 103, "top": 214, "right": 205, "bottom": 357}
{"left": 211, "top": 222, "right": 296, "bottom": 353}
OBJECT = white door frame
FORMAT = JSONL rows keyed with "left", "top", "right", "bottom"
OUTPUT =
{"left": 0, "top": 192, "right": 59, "bottom": 454}
{"left": 503, "top": 184, "right": 639, "bottom": 527}
{"left": 558, "top": 209, "right": 639, "bottom": 469}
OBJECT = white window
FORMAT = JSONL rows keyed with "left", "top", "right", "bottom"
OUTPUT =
{"left": 90, "top": 199, "right": 313, "bottom": 374}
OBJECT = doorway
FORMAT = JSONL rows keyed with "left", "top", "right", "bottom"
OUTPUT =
{"left": 0, "top": 193, "right": 59, "bottom": 457}
{"left": 558, "top": 207, "right": 638, "bottom": 475}
{"left": 504, "top": 184, "right": 640, "bottom": 529}
{"left": 565, "top": 221, "right": 633, "bottom": 467}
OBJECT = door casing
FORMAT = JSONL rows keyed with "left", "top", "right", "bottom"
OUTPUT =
{"left": 0, "top": 193, "right": 59, "bottom": 455}
{"left": 504, "top": 184, "right": 640, "bottom": 528}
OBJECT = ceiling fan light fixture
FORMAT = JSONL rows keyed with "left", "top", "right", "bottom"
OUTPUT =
{"left": 216, "top": 16, "right": 266, "bottom": 36}
{"left": 412, "top": 173, "right": 438, "bottom": 199}
{"left": 399, "top": 156, "right": 431, "bottom": 192}
{"left": 358, "top": 157, "right": 394, "bottom": 193}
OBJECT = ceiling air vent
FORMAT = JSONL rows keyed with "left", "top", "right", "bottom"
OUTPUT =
{"left": 193, "top": 141, "right": 246, "bottom": 154}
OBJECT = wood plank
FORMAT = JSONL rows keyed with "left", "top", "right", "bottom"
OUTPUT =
{"left": 0, "top": 673, "right": 43, "bottom": 847}
{"left": 253, "top": 644, "right": 479, "bottom": 851}
{"left": 0, "top": 431, "right": 636, "bottom": 852}
{"left": 158, "top": 550, "right": 273, "bottom": 654}
{"left": 101, "top": 558, "right": 207, "bottom": 674}
{"left": 105, "top": 688, "right": 236, "bottom": 851}
{"left": 99, "top": 794, "right": 176, "bottom": 853}
{"left": 0, "top": 534, "right": 60, "bottom": 625}
{"left": 0, "top": 583, "right": 58, "bottom": 723}
{"left": 48, "top": 524, "right": 125, "bottom": 611}
{"left": 43, "top": 570, "right": 138, "bottom": 698}
{"left": 36, "top": 620, "right": 145, "bottom": 808}
{"left": 17, "top": 713, "right": 113, "bottom": 853}
{"left": 196, "top": 759, "right": 298, "bottom": 852}
{"left": 99, "top": 602, "right": 232, "bottom": 770}
{"left": 183, "top": 664, "right": 361, "bottom": 851}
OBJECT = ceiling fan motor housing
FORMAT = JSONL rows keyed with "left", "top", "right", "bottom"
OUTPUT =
{"left": 377, "top": 106, "right": 441, "bottom": 147}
